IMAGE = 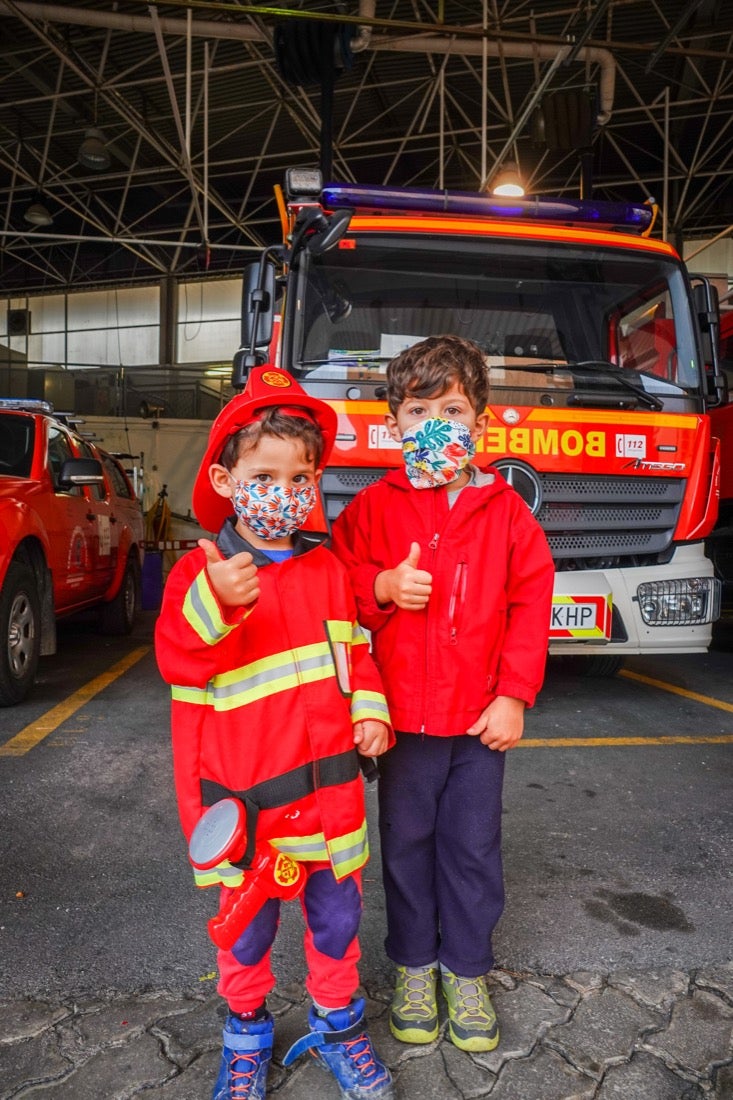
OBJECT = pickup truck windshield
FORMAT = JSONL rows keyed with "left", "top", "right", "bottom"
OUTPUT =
{"left": 291, "top": 232, "right": 702, "bottom": 411}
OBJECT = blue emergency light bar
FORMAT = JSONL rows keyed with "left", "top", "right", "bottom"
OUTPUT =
{"left": 321, "top": 183, "right": 653, "bottom": 232}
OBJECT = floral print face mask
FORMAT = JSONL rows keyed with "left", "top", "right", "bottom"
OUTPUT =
{"left": 401, "top": 416, "right": 476, "bottom": 489}
{"left": 229, "top": 477, "right": 317, "bottom": 539}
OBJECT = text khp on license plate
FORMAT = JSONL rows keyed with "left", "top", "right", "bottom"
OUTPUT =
{"left": 549, "top": 594, "right": 612, "bottom": 639}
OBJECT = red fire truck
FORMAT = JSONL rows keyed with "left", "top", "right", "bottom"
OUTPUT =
{"left": 707, "top": 305, "right": 733, "bottom": 622}
{"left": 234, "top": 170, "right": 724, "bottom": 673}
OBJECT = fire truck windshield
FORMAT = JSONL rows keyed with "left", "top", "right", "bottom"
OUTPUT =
{"left": 290, "top": 232, "right": 703, "bottom": 412}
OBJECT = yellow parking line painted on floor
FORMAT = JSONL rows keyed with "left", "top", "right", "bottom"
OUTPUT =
{"left": 520, "top": 734, "right": 733, "bottom": 748}
{"left": 0, "top": 646, "right": 151, "bottom": 757}
{"left": 619, "top": 668, "right": 733, "bottom": 714}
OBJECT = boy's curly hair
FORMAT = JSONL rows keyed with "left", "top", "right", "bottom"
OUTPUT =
{"left": 386, "top": 334, "right": 489, "bottom": 416}
{"left": 219, "top": 407, "right": 325, "bottom": 470}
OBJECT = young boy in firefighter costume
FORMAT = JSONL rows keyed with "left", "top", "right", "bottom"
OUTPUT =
{"left": 331, "top": 335, "right": 555, "bottom": 1056}
{"left": 155, "top": 366, "right": 394, "bottom": 1100}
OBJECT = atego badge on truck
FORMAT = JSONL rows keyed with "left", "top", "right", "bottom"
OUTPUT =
{"left": 233, "top": 169, "right": 724, "bottom": 673}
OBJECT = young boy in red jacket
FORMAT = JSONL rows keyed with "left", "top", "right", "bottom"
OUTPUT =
{"left": 330, "top": 334, "right": 555, "bottom": 1054}
{"left": 155, "top": 366, "right": 394, "bottom": 1100}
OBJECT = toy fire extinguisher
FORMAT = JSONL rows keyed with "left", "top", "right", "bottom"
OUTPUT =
{"left": 188, "top": 798, "right": 305, "bottom": 950}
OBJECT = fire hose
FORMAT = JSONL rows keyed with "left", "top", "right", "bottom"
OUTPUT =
{"left": 188, "top": 798, "right": 305, "bottom": 950}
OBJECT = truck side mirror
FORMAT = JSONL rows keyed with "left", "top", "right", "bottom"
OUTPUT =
{"left": 306, "top": 208, "right": 353, "bottom": 256}
{"left": 57, "top": 457, "right": 104, "bottom": 489}
{"left": 233, "top": 258, "right": 277, "bottom": 389}
{"left": 691, "top": 277, "right": 726, "bottom": 407}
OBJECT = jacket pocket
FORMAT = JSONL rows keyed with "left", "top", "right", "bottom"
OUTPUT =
{"left": 324, "top": 619, "right": 353, "bottom": 696}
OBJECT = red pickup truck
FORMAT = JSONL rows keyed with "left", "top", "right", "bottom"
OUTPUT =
{"left": 0, "top": 399, "right": 145, "bottom": 706}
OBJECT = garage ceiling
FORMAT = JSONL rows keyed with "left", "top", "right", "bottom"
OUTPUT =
{"left": 1, "top": 0, "right": 732, "bottom": 295}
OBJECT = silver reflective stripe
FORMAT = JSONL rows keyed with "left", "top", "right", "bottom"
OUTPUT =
{"left": 212, "top": 649, "right": 333, "bottom": 704}
{"left": 186, "top": 576, "right": 221, "bottom": 643}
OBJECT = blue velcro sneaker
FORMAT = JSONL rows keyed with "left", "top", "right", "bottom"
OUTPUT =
{"left": 212, "top": 1011, "right": 274, "bottom": 1100}
{"left": 283, "top": 997, "right": 394, "bottom": 1099}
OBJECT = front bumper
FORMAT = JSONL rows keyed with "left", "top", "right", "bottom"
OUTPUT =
{"left": 548, "top": 544, "right": 721, "bottom": 656}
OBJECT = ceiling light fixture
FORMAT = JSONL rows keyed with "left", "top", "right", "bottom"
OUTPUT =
{"left": 78, "top": 127, "right": 110, "bottom": 171}
{"left": 24, "top": 196, "right": 53, "bottom": 227}
{"left": 490, "top": 161, "right": 525, "bottom": 198}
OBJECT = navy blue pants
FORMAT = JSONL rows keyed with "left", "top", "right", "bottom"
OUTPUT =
{"left": 378, "top": 731, "right": 505, "bottom": 977}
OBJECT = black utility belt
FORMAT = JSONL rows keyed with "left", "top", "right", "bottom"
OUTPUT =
{"left": 200, "top": 749, "right": 361, "bottom": 868}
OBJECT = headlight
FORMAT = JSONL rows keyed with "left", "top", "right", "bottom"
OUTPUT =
{"left": 636, "top": 578, "right": 722, "bottom": 626}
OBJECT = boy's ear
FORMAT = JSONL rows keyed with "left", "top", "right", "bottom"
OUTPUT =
{"left": 209, "top": 464, "right": 234, "bottom": 500}
{"left": 471, "top": 412, "right": 488, "bottom": 440}
{"left": 384, "top": 413, "right": 402, "bottom": 443}
{"left": 314, "top": 468, "right": 323, "bottom": 484}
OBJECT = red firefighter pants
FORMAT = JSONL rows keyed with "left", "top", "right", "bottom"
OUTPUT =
{"left": 216, "top": 863, "right": 363, "bottom": 1014}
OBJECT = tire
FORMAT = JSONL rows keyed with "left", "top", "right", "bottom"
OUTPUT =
{"left": 0, "top": 561, "right": 41, "bottom": 706}
{"left": 98, "top": 554, "right": 141, "bottom": 636}
{"left": 561, "top": 654, "right": 624, "bottom": 678}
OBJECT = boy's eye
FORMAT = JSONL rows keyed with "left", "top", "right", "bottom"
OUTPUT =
{"left": 293, "top": 473, "right": 310, "bottom": 485}
{"left": 254, "top": 473, "right": 272, "bottom": 484}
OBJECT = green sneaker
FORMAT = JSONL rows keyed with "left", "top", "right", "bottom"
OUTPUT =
{"left": 389, "top": 965, "right": 439, "bottom": 1044}
{"left": 440, "top": 968, "right": 499, "bottom": 1052}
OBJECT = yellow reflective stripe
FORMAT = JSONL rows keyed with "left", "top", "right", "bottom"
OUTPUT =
{"left": 351, "top": 690, "right": 390, "bottom": 724}
{"left": 183, "top": 570, "right": 237, "bottom": 646}
{"left": 327, "top": 821, "right": 370, "bottom": 877}
{"left": 212, "top": 641, "right": 336, "bottom": 711}
{"left": 171, "top": 683, "right": 213, "bottom": 704}
{"left": 193, "top": 861, "right": 244, "bottom": 889}
{"left": 352, "top": 624, "right": 370, "bottom": 648}
{"left": 272, "top": 821, "right": 369, "bottom": 877}
{"left": 193, "top": 825, "right": 369, "bottom": 887}
{"left": 273, "top": 832, "right": 330, "bottom": 861}
{"left": 325, "top": 619, "right": 353, "bottom": 643}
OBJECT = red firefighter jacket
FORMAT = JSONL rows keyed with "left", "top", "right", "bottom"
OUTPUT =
{"left": 330, "top": 466, "right": 555, "bottom": 736}
{"left": 155, "top": 522, "right": 392, "bottom": 886}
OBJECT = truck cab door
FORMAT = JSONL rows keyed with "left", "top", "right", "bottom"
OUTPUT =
{"left": 76, "top": 439, "right": 115, "bottom": 597}
{"left": 46, "top": 426, "right": 107, "bottom": 608}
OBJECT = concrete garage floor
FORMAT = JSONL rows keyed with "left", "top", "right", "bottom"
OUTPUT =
{"left": 0, "top": 611, "right": 731, "bottom": 1098}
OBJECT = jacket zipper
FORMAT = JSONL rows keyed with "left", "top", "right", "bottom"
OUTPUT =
{"left": 421, "top": 512, "right": 441, "bottom": 731}
{"left": 449, "top": 561, "right": 468, "bottom": 645}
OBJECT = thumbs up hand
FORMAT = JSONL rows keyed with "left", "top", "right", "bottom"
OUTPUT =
{"left": 374, "top": 541, "right": 432, "bottom": 610}
{"left": 198, "top": 538, "right": 260, "bottom": 609}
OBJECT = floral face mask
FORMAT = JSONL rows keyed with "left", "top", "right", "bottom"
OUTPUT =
{"left": 401, "top": 416, "right": 476, "bottom": 489}
{"left": 230, "top": 478, "right": 317, "bottom": 539}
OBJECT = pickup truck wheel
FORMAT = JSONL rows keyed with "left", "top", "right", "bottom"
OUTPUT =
{"left": 98, "top": 554, "right": 140, "bottom": 636}
{"left": 0, "top": 562, "right": 41, "bottom": 706}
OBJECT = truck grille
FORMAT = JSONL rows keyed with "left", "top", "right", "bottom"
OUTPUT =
{"left": 322, "top": 468, "right": 685, "bottom": 569}
{"left": 537, "top": 474, "right": 685, "bottom": 564}
{"left": 321, "top": 468, "right": 388, "bottom": 521}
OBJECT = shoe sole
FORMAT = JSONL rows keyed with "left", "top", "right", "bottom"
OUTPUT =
{"left": 447, "top": 1020, "right": 500, "bottom": 1052}
{"left": 389, "top": 1015, "right": 439, "bottom": 1044}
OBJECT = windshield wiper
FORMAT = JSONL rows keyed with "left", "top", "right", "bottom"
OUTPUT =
{"left": 489, "top": 359, "right": 664, "bottom": 409}
{"left": 489, "top": 362, "right": 566, "bottom": 373}
{"left": 562, "top": 361, "right": 664, "bottom": 410}
{"left": 298, "top": 356, "right": 391, "bottom": 366}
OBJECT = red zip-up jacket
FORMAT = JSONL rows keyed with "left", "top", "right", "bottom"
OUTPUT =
{"left": 155, "top": 522, "right": 392, "bottom": 884}
{"left": 330, "top": 466, "right": 555, "bottom": 736}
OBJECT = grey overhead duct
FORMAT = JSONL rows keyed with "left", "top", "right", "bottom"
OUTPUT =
{"left": 0, "top": 1, "right": 616, "bottom": 124}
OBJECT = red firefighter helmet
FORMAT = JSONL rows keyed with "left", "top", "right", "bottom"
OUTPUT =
{"left": 192, "top": 366, "right": 337, "bottom": 532}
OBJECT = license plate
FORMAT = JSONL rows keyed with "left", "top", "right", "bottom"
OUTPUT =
{"left": 550, "top": 594, "right": 612, "bottom": 639}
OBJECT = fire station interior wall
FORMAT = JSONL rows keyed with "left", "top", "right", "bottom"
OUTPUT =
{"left": 83, "top": 416, "right": 212, "bottom": 538}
